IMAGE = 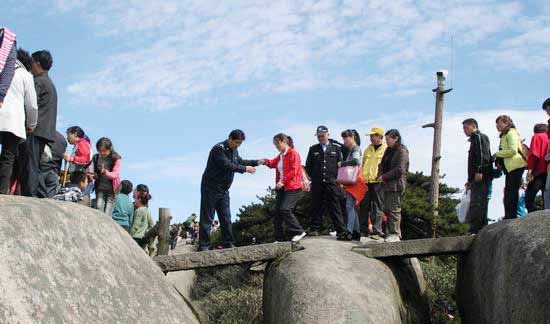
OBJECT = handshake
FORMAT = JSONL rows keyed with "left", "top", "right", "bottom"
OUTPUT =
{"left": 245, "top": 159, "right": 269, "bottom": 174}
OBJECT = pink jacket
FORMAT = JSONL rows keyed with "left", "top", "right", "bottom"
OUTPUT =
{"left": 102, "top": 158, "right": 121, "bottom": 193}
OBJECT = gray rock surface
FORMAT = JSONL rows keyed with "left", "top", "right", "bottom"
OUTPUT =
{"left": 263, "top": 237, "right": 429, "bottom": 324}
{"left": 457, "top": 212, "right": 550, "bottom": 324}
{"left": 0, "top": 196, "right": 199, "bottom": 324}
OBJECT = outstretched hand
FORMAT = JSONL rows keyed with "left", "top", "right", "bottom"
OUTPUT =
{"left": 246, "top": 166, "right": 256, "bottom": 174}
{"left": 258, "top": 158, "right": 268, "bottom": 166}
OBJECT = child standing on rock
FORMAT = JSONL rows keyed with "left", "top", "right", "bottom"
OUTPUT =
{"left": 91, "top": 137, "right": 121, "bottom": 216}
{"left": 130, "top": 184, "right": 154, "bottom": 249}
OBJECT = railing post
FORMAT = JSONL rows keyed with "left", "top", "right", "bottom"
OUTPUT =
{"left": 157, "top": 208, "right": 172, "bottom": 256}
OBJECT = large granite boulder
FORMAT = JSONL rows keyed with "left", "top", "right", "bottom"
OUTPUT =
{"left": 457, "top": 212, "right": 550, "bottom": 324}
{"left": 0, "top": 196, "right": 199, "bottom": 324}
{"left": 263, "top": 237, "right": 429, "bottom": 324}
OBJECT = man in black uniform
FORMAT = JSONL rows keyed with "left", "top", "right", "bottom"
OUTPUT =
{"left": 199, "top": 129, "right": 259, "bottom": 251}
{"left": 305, "top": 126, "right": 350, "bottom": 240}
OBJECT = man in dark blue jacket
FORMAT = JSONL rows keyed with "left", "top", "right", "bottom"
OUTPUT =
{"left": 199, "top": 129, "right": 259, "bottom": 251}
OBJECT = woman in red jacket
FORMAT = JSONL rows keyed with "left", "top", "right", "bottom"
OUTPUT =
{"left": 261, "top": 133, "right": 306, "bottom": 243}
{"left": 64, "top": 126, "right": 92, "bottom": 173}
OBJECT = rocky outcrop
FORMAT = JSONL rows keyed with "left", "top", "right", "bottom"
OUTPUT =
{"left": 457, "top": 212, "right": 550, "bottom": 324}
{"left": 0, "top": 196, "right": 199, "bottom": 324}
{"left": 263, "top": 237, "right": 429, "bottom": 324}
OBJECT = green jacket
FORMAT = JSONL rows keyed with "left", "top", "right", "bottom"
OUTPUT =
{"left": 495, "top": 127, "right": 527, "bottom": 172}
{"left": 130, "top": 207, "right": 154, "bottom": 239}
{"left": 111, "top": 194, "right": 134, "bottom": 228}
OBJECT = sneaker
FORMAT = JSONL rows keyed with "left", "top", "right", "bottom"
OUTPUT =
{"left": 309, "top": 230, "right": 320, "bottom": 237}
{"left": 369, "top": 234, "right": 382, "bottom": 241}
{"left": 329, "top": 231, "right": 338, "bottom": 237}
{"left": 351, "top": 232, "right": 362, "bottom": 241}
{"left": 385, "top": 235, "right": 401, "bottom": 243}
{"left": 291, "top": 232, "right": 307, "bottom": 243}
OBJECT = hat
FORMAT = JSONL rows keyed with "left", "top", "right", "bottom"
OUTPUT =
{"left": 368, "top": 127, "right": 385, "bottom": 136}
{"left": 316, "top": 125, "right": 329, "bottom": 136}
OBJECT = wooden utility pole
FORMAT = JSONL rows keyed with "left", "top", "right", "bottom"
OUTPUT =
{"left": 157, "top": 208, "right": 172, "bottom": 256}
{"left": 422, "top": 71, "right": 452, "bottom": 238}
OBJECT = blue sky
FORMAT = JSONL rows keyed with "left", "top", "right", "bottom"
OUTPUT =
{"left": 3, "top": 0, "right": 549, "bottom": 223}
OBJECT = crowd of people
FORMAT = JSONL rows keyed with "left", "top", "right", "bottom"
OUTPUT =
{"left": 197, "top": 126, "right": 410, "bottom": 251}
{"left": 1, "top": 27, "right": 548, "bottom": 254}
{"left": 463, "top": 101, "right": 550, "bottom": 233}
{"left": 0, "top": 28, "right": 156, "bottom": 251}
{"left": 198, "top": 100, "right": 550, "bottom": 250}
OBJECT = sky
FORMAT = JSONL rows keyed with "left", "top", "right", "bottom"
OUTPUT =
{"left": 2, "top": 0, "right": 549, "bottom": 223}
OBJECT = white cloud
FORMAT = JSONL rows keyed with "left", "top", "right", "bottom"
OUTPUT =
{"left": 45, "top": 0, "right": 547, "bottom": 110}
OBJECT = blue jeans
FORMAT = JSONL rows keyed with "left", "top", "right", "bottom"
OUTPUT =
{"left": 96, "top": 190, "right": 116, "bottom": 216}
{"left": 199, "top": 188, "right": 233, "bottom": 250}
{"left": 345, "top": 192, "right": 360, "bottom": 234}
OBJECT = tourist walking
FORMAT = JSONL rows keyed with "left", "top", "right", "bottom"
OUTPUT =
{"left": 494, "top": 115, "right": 527, "bottom": 219}
{"left": 0, "top": 48, "right": 37, "bottom": 194}
{"left": 359, "top": 127, "right": 387, "bottom": 239}
{"left": 130, "top": 184, "right": 154, "bottom": 249}
{"left": 261, "top": 133, "right": 307, "bottom": 243}
{"left": 462, "top": 119, "right": 493, "bottom": 234}
{"left": 525, "top": 123, "right": 548, "bottom": 212}
{"left": 305, "top": 126, "right": 350, "bottom": 240}
{"left": 377, "top": 129, "right": 409, "bottom": 242}
{"left": 91, "top": 137, "right": 121, "bottom": 216}
{"left": 199, "top": 130, "right": 259, "bottom": 251}
{"left": 112, "top": 180, "right": 135, "bottom": 232}
{"left": 338, "top": 129, "right": 367, "bottom": 241}
{"left": 19, "top": 50, "right": 57, "bottom": 197}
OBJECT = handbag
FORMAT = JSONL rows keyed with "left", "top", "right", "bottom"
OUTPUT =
{"left": 337, "top": 165, "right": 360, "bottom": 185}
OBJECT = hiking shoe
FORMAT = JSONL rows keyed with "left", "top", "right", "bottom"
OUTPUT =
{"left": 291, "top": 232, "right": 307, "bottom": 243}
{"left": 385, "top": 235, "right": 401, "bottom": 243}
{"left": 369, "top": 234, "right": 382, "bottom": 240}
{"left": 309, "top": 230, "right": 320, "bottom": 237}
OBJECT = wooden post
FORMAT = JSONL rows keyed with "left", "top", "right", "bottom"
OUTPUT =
{"left": 157, "top": 208, "right": 172, "bottom": 256}
{"left": 422, "top": 71, "right": 452, "bottom": 238}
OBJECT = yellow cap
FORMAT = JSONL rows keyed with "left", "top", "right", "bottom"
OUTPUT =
{"left": 367, "top": 127, "right": 385, "bottom": 136}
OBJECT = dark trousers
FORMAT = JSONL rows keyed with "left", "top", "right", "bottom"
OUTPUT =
{"left": 199, "top": 188, "right": 233, "bottom": 250}
{"left": 466, "top": 179, "right": 491, "bottom": 234}
{"left": 504, "top": 168, "right": 525, "bottom": 220}
{"left": 274, "top": 189, "right": 304, "bottom": 241}
{"left": 38, "top": 169, "right": 60, "bottom": 198}
{"left": 18, "top": 135, "right": 46, "bottom": 197}
{"left": 525, "top": 173, "right": 546, "bottom": 213}
{"left": 310, "top": 182, "right": 347, "bottom": 234}
{"left": 0, "top": 132, "right": 19, "bottom": 194}
{"left": 359, "top": 183, "right": 385, "bottom": 235}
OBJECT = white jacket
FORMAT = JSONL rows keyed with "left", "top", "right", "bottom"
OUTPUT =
{"left": 0, "top": 60, "right": 38, "bottom": 140}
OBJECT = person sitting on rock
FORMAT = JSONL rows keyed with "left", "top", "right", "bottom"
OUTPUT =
{"left": 53, "top": 171, "right": 88, "bottom": 203}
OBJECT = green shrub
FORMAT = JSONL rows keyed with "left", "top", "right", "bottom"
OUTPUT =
{"left": 420, "top": 256, "right": 460, "bottom": 323}
{"left": 192, "top": 265, "right": 263, "bottom": 324}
